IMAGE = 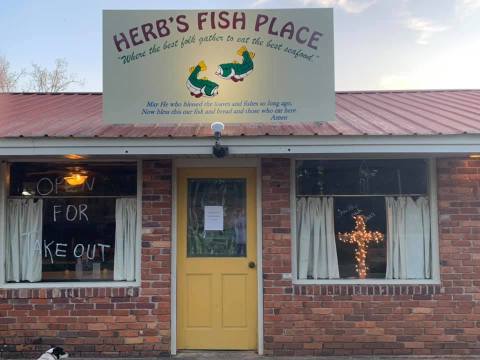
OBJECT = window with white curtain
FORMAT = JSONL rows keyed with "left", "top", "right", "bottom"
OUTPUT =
{"left": 4, "top": 162, "right": 138, "bottom": 283}
{"left": 295, "top": 159, "right": 435, "bottom": 281}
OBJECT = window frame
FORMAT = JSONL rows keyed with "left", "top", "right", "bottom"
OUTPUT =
{"left": 0, "top": 159, "right": 142, "bottom": 289}
{"left": 291, "top": 157, "right": 440, "bottom": 285}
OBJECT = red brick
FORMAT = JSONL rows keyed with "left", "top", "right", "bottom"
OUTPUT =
{"left": 262, "top": 157, "right": 480, "bottom": 356}
{"left": 0, "top": 160, "right": 172, "bottom": 358}
{"left": 3, "top": 157, "right": 480, "bottom": 357}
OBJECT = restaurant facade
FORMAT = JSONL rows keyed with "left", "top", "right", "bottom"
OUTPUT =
{"left": 0, "top": 90, "right": 479, "bottom": 357}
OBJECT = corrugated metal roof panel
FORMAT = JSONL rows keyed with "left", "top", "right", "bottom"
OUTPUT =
{"left": 0, "top": 90, "right": 479, "bottom": 138}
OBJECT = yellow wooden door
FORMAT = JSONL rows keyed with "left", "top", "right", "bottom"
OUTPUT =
{"left": 177, "top": 167, "right": 257, "bottom": 350}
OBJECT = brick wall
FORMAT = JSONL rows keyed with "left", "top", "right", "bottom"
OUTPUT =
{"left": 0, "top": 160, "right": 172, "bottom": 358}
{"left": 2, "top": 157, "right": 479, "bottom": 357}
{"left": 262, "top": 157, "right": 480, "bottom": 356}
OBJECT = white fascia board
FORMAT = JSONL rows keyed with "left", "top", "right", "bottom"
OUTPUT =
{"left": 1, "top": 134, "right": 480, "bottom": 156}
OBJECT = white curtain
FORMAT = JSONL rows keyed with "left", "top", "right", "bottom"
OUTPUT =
{"left": 386, "top": 196, "right": 431, "bottom": 279}
{"left": 297, "top": 197, "right": 339, "bottom": 279}
{"left": 6, "top": 199, "right": 43, "bottom": 282}
{"left": 114, "top": 198, "right": 137, "bottom": 281}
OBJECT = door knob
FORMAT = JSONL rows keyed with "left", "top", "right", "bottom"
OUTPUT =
{"left": 248, "top": 261, "right": 256, "bottom": 269}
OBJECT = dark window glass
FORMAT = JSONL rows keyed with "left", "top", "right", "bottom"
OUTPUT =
{"left": 187, "top": 179, "right": 246, "bottom": 257}
{"left": 10, "top": 163, "right": 136, "bottom": 197}
{"left": 297, "top": 159, "right": 428, "bottom": 196}
{"left": 41, "top": 198, "right": 116, "bottom": 281}
{"left": 334, "top": 197, "right": 386, "bottom": 279}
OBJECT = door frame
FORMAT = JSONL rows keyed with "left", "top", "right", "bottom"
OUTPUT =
{"left": 171, "top": 158, "right": 263, "bottom": 355}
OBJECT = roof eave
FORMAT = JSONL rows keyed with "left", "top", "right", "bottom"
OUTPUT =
{"left": 1, "top": 134, "right": 480, "bottom": 157}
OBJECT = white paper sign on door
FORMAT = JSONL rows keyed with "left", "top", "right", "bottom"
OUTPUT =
{"left": 204, "top": 206, "right": 224, "bottom": 231}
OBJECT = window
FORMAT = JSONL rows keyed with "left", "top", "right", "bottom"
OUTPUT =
{"left": 4, "top": 162, "right": 138, "bottom": 283}
{"left": 187, "top": 179, "right": 247, "bottom": 257}
{"left": 295, "top": 159, "right": 435, "bottom": 282}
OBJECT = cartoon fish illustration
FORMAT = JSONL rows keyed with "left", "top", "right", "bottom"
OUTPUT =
{"left": 186, "top": 60, "right": 219, "bottom": 98}
{"left": 216, "top": 46, "right": 255, "bottom": 82}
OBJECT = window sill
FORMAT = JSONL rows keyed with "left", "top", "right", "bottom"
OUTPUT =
{"left": 0, "top": 280, "right": 140, "bottom": 289}
{"left": 292, "top": 279, "right": 442, "bottom": 296}
{"left": 293, "top": 279, "right": 440, "bottom": 285}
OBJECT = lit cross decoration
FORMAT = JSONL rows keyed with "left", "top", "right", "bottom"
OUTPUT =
{"left": 337, "top": 215, "right": 384, "bottom": 279}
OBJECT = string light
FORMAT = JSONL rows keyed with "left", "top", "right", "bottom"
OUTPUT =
{"left": 337, "top": 215, "right": 384, "bottom": 279}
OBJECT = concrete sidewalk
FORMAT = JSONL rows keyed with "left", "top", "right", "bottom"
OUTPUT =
{"left": 59, "top": 354, "right": 480, "bottom": 360}
{"left": 173, "top": 352, "right": 480, "bottom": 359}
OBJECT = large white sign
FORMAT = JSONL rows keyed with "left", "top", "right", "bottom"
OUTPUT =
{"left": 103, "top": 9, "right": 335, "bottom": 123}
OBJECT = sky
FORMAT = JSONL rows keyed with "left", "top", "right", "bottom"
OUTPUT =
{"left": 0, "top": 0, "right": 479, "bottom": 92}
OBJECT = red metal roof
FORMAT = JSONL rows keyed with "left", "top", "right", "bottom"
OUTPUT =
{"left": 0, "top": 90, "right": 479, "bottom": 138}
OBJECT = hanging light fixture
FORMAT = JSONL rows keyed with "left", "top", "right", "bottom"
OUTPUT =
{"left": 64, "top": 173, "right": 88, "bottom": 186}
{"left": 64, "top": 154, "right": 86, "bottom": 160}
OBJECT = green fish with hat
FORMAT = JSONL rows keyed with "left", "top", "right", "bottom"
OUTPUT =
{"left": 186, "top": 60, "right": 219, "bottom": 98}
{"left": 216, "top": 46, "right": 255, "bottom": 82}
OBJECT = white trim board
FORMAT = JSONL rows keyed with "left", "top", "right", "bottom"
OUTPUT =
{"left": 1, "top": 134, "right": 480, "bottom": 156}
{"left": 294, "top": 279, "right": 441, "bottom": 285}
{"left": 170, "top": 160, "right": 178, "bottom": 355}
{"left": 256, "top": 157, "right": 264, "bottom": 355}
{"left": 0, "top": 163, "right": 6, "bottom": 286}
{"left": 1, "top": 281, "right": 140, "bottom": 289}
